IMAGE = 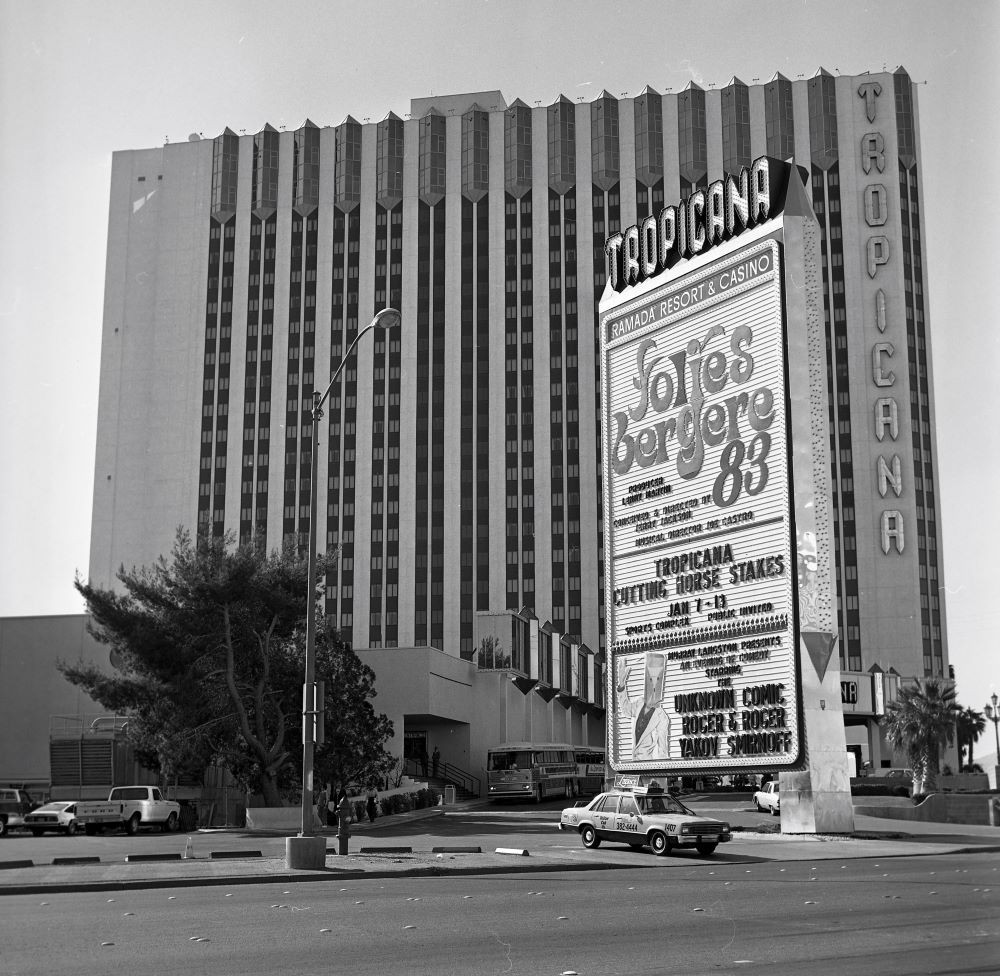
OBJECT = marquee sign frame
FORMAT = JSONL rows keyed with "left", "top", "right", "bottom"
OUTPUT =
{"left": 600, "top": 161, "right": 812, "bottom": 776}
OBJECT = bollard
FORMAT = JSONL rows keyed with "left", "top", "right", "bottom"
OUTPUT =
{"left": 337, "top": 805, "right": 351, "bottom": 856}
{"left": 183, "top": 836, "right": 194, "bottom": 859}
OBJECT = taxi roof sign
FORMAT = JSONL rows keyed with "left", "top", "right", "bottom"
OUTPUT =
{"left": 613, "top": 773, "right": 667, "bottom": 793}
{"left": 613, "top": 774, "right": 641, "bottom": 790}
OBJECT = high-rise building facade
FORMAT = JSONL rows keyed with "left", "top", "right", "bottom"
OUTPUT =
{"left": 91, "top": 69, "right": 945, "bottom": 737}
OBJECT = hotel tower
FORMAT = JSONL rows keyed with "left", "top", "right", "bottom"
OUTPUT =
{"left": 91, "top": 68, "right": 945, "bottom": 764}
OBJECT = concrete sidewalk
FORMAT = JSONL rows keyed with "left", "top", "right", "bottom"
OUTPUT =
{"left": 2, "top": 809, "right": 998, "bottom": 897}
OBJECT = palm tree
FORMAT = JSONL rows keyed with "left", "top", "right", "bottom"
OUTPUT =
{"left": 881, "top": 677, "right": 959, "bottom": 794}
{"left": 955, "top": 706, "right": 986, "bottom": 770}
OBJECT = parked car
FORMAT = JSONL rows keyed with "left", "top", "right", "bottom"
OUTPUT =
{"left": 0, "top": 788, "right": 38, "bottom": 836}
{"left": 753, "top": 781, "right": 780, "bottom": 815}
{"left": 559, "top": 785, "right": 732, "bottom": 856}
{"left": 24, "top": 802, "right": 83, "bottom": 836}
{"left": 73, "top": 786, "right": 181, "bottom": 835}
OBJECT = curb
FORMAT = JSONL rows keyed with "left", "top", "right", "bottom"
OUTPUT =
{"left": 2, "top": 842, "right": 999, "bottom": 898}
{"left": 0, "top": 859, "right": 639, "bottom": 897}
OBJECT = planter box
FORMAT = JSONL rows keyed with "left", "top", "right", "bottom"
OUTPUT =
{"left": 936, "top": 773, "right": 990, "bottom": 792}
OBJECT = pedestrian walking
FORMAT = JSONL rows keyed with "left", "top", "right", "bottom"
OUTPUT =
{"left": 333, "top": 785, "right": 347, "bottom": 818}
{"left": 420, "top": 746, "right": 429, "bottom": 777}
{"left": 432, "top": 746, "right": 440, "bottom": 778}
{"left": 365, "top": 787, "right": 378, "bottom": 823}
{"left": 315, "top": 785, "right": 328, "bottom": 827}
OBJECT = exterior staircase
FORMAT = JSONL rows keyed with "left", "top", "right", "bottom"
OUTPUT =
{"left": 404, "top": 758, "right": 481, "bottom": 801}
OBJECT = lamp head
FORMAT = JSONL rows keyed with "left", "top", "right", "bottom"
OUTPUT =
{"left": 373, "top": 307, "right": 401, "bottom": 332}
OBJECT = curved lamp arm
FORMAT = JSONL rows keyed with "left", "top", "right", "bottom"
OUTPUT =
{"left": 314, "top": 307, "right": 401, "bottom": 416}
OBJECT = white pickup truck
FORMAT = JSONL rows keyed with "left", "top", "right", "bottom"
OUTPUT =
{"left": 74, "top": 786, "right": 181, "bottom": 835}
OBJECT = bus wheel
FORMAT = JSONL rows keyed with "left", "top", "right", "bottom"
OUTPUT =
{"left": 650, "top": 830, "right": 671, "bottom": 857}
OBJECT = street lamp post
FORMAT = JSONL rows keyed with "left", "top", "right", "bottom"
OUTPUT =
{"left": 986, "top": 692, "right": 1000, "bottom": 763}
{"left": 285, "top": 307, "right": 401, "bottom": 870}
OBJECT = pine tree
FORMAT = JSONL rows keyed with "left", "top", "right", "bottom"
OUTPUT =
{"left": 62, "top": 529, "right": 393, "bottom": 805}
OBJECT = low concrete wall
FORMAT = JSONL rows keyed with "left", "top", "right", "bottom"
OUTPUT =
{"left": 245, "top": 808, "right": 319, "bottom": 831}
{"left": 855, "top": 793, "right": 1000, "bottom": 826}
{"left": 247, "top": 783, "right": 435, "bottom": 831}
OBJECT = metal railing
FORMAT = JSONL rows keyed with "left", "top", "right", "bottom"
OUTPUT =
{"left": 50, "top": 714, "right": 130, "bottom": 737}
{"left": 403, "top": 757, "right": 481, "bottom": 797}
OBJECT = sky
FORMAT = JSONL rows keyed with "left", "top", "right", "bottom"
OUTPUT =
{"left": 1, "top": 0, "right": 997, "bottom": 727}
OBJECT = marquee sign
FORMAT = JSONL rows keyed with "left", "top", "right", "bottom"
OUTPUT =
{"left": 601, "top": 190, "right": 805, "bottom": 773}
{"left": 605, "top": 157, "right": 795, "bottom": 293}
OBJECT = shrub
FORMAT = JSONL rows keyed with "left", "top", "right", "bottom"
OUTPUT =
{"left": 850, "top": 781, "right": 910, "bottom": 798}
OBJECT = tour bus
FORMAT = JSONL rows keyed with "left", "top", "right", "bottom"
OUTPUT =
{"left": 486, "top": 742, "right": 580, "bottom": 802}
{"left": 573, "top": 746, "right": 607, "bottom": 795}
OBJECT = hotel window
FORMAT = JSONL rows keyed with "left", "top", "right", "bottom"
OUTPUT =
{"left": 721, "top": 78, "right": 751, "bottom": 173}
{"left": 764, "top": 75, "right": 795, "bottom": 159}
{"left": 677, "top": 83, "right": 707, "bottom": 194}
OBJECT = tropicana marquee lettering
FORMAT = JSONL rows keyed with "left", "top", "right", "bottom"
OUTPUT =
{"left": 605, "top": 156, "right": 789, "bottom": 293}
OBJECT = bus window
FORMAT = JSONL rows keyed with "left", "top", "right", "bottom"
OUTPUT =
{"left": 488, "top": 751, "right": 531, "bottom": 771}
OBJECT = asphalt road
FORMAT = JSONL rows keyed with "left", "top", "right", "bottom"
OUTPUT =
{"left": 2, "top": 853, "right": 997, "bottom": 975}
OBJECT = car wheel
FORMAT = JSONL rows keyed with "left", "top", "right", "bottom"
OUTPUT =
{"left": 30, "top": 827, "right": 44, "bottom": 838}
{"left": 580, "top": 824, "right": 601, "bottom": 849}
{"left": 772, "top": 805, "right": 780, "bottom": 817}
{"left": 125, "top": 813, "right": 141, "bottom": 836}
{"left": 0, "top": 818, "right": 7, "bottom": 838}
{"left": 66, "top": 821, "right": 78, "bottom": 836}
{"left": 649, "top": 830, "right": 671, "bottom": 856}
{"left": 165, "top": 812, "right": 179, "bottom": 832}
{"left": 696, "top": 841, "right": 718, "bottom": 855}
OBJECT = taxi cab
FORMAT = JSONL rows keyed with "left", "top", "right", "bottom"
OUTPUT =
{"left": 559, "top": 785, "right": 732, "bottom": 856}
